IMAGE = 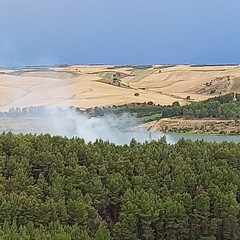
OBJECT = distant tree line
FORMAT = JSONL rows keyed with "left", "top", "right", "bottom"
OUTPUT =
{"left": 0, "top": 106, "right": 80, "bottom": 118}
{"left": 100, "top": 93, "right": 240, "bottom": 121}
{"left": 1, "top": 93, "right": 240, "bottom": 121}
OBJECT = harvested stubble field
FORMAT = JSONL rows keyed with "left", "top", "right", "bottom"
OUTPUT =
{"left": 1, "top": 64, "right": 240, "bottom": 111}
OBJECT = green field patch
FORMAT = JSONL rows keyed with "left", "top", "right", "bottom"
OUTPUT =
{"left": 137, "top": 113, "right": 162, "bottom": 123}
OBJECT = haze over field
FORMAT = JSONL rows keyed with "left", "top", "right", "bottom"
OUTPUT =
{"left": 1, "top": 0, "right": 240, "bottom": 111}
{"left": 1, "top": 64, "right": 240, "bottom": 111}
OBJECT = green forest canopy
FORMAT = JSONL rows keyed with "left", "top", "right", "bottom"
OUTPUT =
{"left": 0, "top": 132, "right": 239, "bottom": 239}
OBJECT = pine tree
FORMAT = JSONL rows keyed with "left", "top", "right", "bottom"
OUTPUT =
{"left": 94, "top": 222, "right": 112, "bottom": 240}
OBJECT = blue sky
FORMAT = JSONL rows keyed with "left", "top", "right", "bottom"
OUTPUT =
{"left": 0, "top": 0, "right": 240, "bottom": 66}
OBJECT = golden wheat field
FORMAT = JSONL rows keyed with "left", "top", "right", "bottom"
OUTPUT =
{"left": 1, "top": 64, "right": 240, "bottom": 111}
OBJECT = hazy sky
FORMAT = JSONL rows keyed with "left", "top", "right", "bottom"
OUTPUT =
{"left": 0, "top": 0, "right": 239, "bottom": 66}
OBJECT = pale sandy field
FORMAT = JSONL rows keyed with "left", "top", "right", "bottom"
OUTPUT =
{"left": 140, "top": 118, "right": 240, "bottom": 134}
{"left": 1, "top": 64, "right": 240, "bottom": 111}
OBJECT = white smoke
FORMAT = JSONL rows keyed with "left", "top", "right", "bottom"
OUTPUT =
{"left": 1, "top": 107, "right": 175, "bottom": 144}
{"left": 40, "top": 109, "right": 169, "bottom": 144}
{"left": 0, "top": 66, "right": 174, "bottom": 144}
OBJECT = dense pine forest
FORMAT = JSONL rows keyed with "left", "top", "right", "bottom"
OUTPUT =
{"left": 0, "top": 132, "right": 240, "bottom": 239}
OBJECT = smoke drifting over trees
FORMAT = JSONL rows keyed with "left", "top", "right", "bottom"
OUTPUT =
{"left": 0, "top": 106, "right": 165, "bottom": 144}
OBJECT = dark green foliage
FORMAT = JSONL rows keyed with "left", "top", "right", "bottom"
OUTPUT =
{"left": 1, "top": 93, "right": 240, "bottom": 122}
{"left": 99, "top": 93, "right": 240, "bottom": 122}
{"left": 0, "top": 133, "right": 240, "bottom": 239}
